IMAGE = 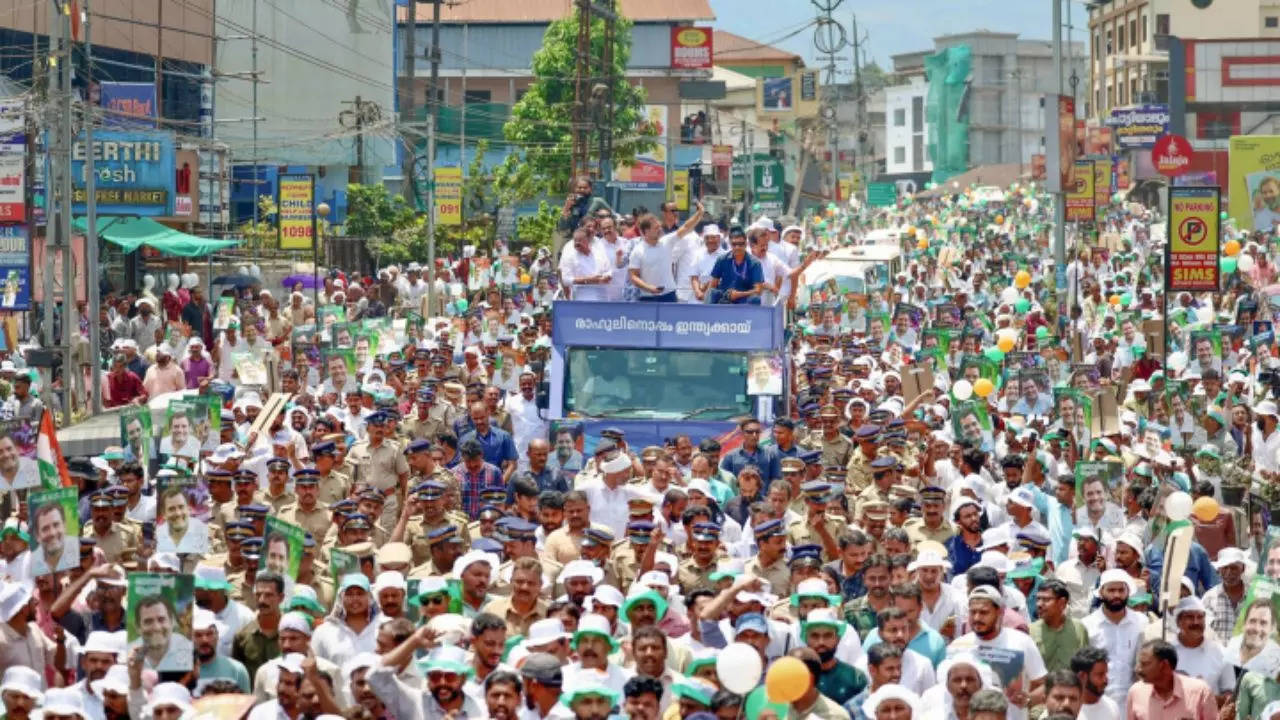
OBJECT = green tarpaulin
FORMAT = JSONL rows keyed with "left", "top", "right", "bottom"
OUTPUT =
{"left": 72, "top": 217, "right": 239, "bottom": 257}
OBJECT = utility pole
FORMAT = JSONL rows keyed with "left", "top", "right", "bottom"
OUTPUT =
{"left": 43, "top": 0, "right": 75, "bottom": 420}
{"left": 812, "top": 0, "right": 848, "bottom": 205}
{"left": 570, "top": 0, "right": 617, "bottom": 184}
{"left": 85, "top": 0, "right": 101, "bottom": 415}
{"left": 251, "top": 0, "right": 260, "bottom": 225}
{"left": 340, "top": 97, "right": 380, "bottom": 185}
{"left": 402, "top": 1, "right": 416, "bottom": 197}
{"left": 1052, "top": 0, "right": 1067, "bottom": 302}
{"left": 425, "top": 0, "right": 441, "bottom": 315}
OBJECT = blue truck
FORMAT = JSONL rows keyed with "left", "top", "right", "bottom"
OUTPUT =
{"left": 546, "top": 300, "right": 788, "bottom": 452}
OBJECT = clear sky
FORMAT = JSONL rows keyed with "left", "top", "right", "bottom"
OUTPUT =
{"left": 707, "top": 0, "right": 1090, "bottom": 72}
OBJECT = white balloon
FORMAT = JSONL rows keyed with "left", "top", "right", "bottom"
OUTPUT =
{"left": 1165, "top": 491, "right": 1194, "bottom": 522}
{"left": 1166, "top": 351, "right": 1188, "bottom": 372}
{"left": 1000, "top": 286, "right": 1019, "bottom": 304}
{"left": 1239, "top": 254, "right": 1257, "bottom": 273}
{"left": 717, "top": 642, "right": 763, "bottom": 695}
{"left": 1196, "top": 307, "right": 1215, "bottom": 324}
{"left": 952, "top": 379, "right": 974, "bottom": 401}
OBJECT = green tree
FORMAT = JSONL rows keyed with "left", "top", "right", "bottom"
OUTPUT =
{"left": 344, "top": 184, "right": 417, "bottom": 241}
{"left": 502, "top": 7, "right": 657, "bottom": 195}
{"left": 859, "top": 60, "right": 889, "bottom": 93}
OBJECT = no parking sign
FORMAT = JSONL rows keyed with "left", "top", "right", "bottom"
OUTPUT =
{"left": 1166, "top": 186, "right": 1220, "bottom": 291}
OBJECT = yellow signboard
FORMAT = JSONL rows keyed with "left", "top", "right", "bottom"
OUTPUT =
{"left": 1167, "top": 186, "right": 1220, "bottom": 291}
{"left": 1065, "top": 160, "right": 1094, "bottom": 222}
{"left": 672, "top": 170, "right": 689, "bottom": 211}
{"left": 434, "top": 167, "right": 462, "bottom": 226}
{"left": 1228, "top": 135, "right": 1280, "bottom": 232}
{"left": 838, "top": 174, "right": 853, "bottom": 202}
{"left": 277, "top": 175, "right": 315, "bottom": 251}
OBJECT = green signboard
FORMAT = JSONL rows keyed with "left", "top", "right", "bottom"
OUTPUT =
{"left": 731, "top": 154, "right": 786, "bottom": 214}
{"left": 867, "top": 183, "right": 898, "bottom": 207}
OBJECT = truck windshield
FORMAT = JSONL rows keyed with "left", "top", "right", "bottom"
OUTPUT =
{"left": 564, "top": 348, "right": 750, "bottom": 420}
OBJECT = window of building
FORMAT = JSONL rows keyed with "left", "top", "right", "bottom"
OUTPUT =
{"left": 1106, "top": 30, "right": 1113, "bottom": 54}
{"left": 1142, "top": 15, "right": 1148, "bottom": 41}
{"left": 1156, "top": 13, "right": 1170, "bottom": 35}
{"left": 1118, "top": 25, "right": 1126, "bottom": 51}
{"left": 1130, "top": 20, "right": 1138, "bottom": 48}
{"left": 912, "top": 135, "right": 924, "bottom": 172}
{"left": 515, "top": 88, "right": 529, "bottom": 103}
{"left": 464, "top": 89, "right": 491, "bottom": 104}
{"left": 911, "top": 96, "right": 924, "bottom": 132}
{"left": 894, "top": 146, "right": 906, "bottom": 164}
{"left": 1131, "top": 77, "right": 1139, "bottom": 101}
{"left": 1094, "top": 33, "right": 1101, "bottom": 59}
{"left": 893, "top": 108, "right": 906, "bottom": 126}
{"left": 1268, "top": 15, "right": 1279, "bottom": 27}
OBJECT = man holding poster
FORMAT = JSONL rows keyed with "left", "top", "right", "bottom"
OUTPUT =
{"left": 156, "top": 482, "right": 209, "bottom": 556}
{"left": 128, "top": 573, "right": 195, "bottom": 673}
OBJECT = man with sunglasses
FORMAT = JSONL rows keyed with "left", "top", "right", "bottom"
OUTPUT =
{"left": 629, "top": 202, "right": 703, "bottom": 303}
{"left": 705, "top": 226, "right": 764, "bottom": 305}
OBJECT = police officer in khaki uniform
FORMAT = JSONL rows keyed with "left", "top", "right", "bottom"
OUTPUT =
{"left": 208, "top": 521, "right": 254, "bottom": 581}
{"left": 611, "top": 520, "right": 655, "bottom": 593}
{"left": 311, "top": 441, "right": 353, "bottom": 508}
{"left": 467, "top": 487, "right": 511, "bottom": 539}
{"left": 853, "top": 455, "right": 899, "bottom": 518}
{"left": 787, "top": 482, "right": 846, "bottom": 561}
{"left": 904, "top": 486, "right": 955, "bottom": 546}
{"left": 346, "top": 411, "right": 410, "bottom": 536}
{"left": 262, "top": 458, "right": 298, "bottom": 514}
{"left": 405, "top": 438, "right": 464, "bottom": 514}
{"left": 395, "top": 479, "right": 470, "bottom": 567}
{"left": 743, "top": 519, "right": 792, "bottom": 596}
{"left": 279, "top": 469, "right": 331, "bottom": 543}
{"left": 489, "top": 518, "right": 562, "bottom": 596}
{"left": 815, "top": 405, "right": 854, "bottom": 468}
{"left": 676, "top": 521, "right": 723, "bottom": 595}
{"left": 83, "top": 491, "right": 137, "bottom": 565}
{"left": 204, "top": 470, "right": 237, "bottom": 554}
{"left": 576, "top": 526, "right": 621, "bottom": 590}
{"left": 400, "top": 387, "right": 444, "bottom": 441}
{"left": 781, "top": 458, "right": 809, "bottom": 516}
{"left": 844, "top": 424, "right": 882, "bottom": 494}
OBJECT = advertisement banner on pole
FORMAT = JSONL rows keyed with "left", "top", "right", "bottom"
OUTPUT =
{"left": 1093, "top": 158, "right": 1111, "bottom": 212}
{"left": 1167, "top": 186, "right": 1221, "bottom": 292}
{"left": 277, "top": 174, "right": 316, "bottom": 251}
{"left": 1227, "top": 135, "right": 1280, "bottom": 233}
{"left": 0, "top": 144, "right": 24, "bottom": 222}
{"left": 1065, "top": 160, "right": 1095, "bottom": 222}
{"left": 0, "top": 224, "right": 31, "bottom": 310}
{"left": 434, "top": 167, "right": 462, "bottom": 226}
{"left": 71, "top": 130, "right": 175, "bottom": 216}
{"left": 671, "top": 169, "right": 689, "bottom": 211}
{"left": 1044, "top": 95, "right": 1076, "bottom": 193}
{"left": 612, "top": 106, "right": 668, "bottom": 191}
{"left": 670, "top": 27, "right": 713, "bottom": 70}
{"left": 711, "top": 145, "right": 734, "bottom": 168}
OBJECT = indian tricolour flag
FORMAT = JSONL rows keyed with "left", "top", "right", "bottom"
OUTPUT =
{"left": 36, "top": 409, "right": 71, "bottom": 489}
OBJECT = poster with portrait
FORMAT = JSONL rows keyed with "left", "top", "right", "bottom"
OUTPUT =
{"left": 892, "top": 302, "right": 926, "bottom": 331}
{"left": 1053, "top": 388, "right": 1093, "bottom": 446}
{"left": 547, "top": 420, "right": 586, "bottom": 481}
{"left": 1231, "top": 576, "right": 1280, "bottom": 663}
{"left": 28, "top": 487, "right": 79, "bottom": 576}
{"left": 127, "top": 572, "right": 194, "bottom": 672}
{"left": 0, "top": 419, "right": 41, "bottom": 491}
{"left": 213, "top": 297, "right": 236, "bottom": 331}
{"left": 161, "top": 398, "right": 206, "bottom": 460}
{"left": 951, "top": 400, "right": 993, "bottom": 448}
{"left": 1073, "top": 460, "right": 1123, "bottom": 504}
{"left": 761, "top": 76, "right": 793, "bottom": 112}
{"left": 328, "top": 321, "right": 356, "bottom": 349}
{"left": 232, "top": 352, "right": 269, "bottom": 387}
{"left": 1187, "top": 329, "right": 1225, "bottom": 376}
{"left": 747, "top": 353, "right": 783, "bottom": 396}
{"left": 933, "top": 302, "right": 962, "bottom": 329}
{"left": 259, "top": 516, "right": 305, "bottom": 580}
{"left": 329, "top": 548, "right": 360, "bottom": 588}
{"left": 154, "top": 475, "right": 210, "bottom": 556}
{"left": 959, "top": 353, "right": 1000, "bottom": 386}
{"left": 119, "top": 406, "right": 155, "bottom": 465}
{"left": 1070, "top": 364, "right": 1103, "bottom": 392}
{"left": 322, "top": 347, "right": 356, "bottom": 381}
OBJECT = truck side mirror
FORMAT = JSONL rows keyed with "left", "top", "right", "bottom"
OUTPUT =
{"left": 536, "top": 380, "right": 550, "bottom": 411}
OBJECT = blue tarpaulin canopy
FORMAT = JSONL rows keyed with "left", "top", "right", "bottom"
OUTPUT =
{"left": 73, "top": 216, "right": 240, "bottom": 257}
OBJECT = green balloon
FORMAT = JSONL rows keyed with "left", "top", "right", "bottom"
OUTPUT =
{"left": 1036, "top": 326, "right": 1050, "bottom": 340}
{"left": 984, "top": 347, "right": 1005, "bottom": 362}
{"left": 1220, "top": 211, "right": 1229, "bottom": 220}
{"left": 1221, "top": 256, "right": 1237, "bottom": 274}
{"left": 455, "top": 298, "right": 469, "bottom": 313}
{"left": 744, "top": 687, "right": 789, "bottom": 720}
{"left": 1014, "top": 298, "right": 1030, "bottom": 313}
{"left": 1120, "top": 292, "right": 1132, "bottom": 306}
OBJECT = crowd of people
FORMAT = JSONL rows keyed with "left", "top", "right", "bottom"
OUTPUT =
{"left": 1, "top": 177, "right": 1279, "bottom": 720}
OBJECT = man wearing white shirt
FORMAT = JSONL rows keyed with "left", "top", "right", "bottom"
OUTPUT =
{"left": 1081, "top": 570, "right": 1147, "bottom": 708}
{"left": 1071, "top": 646, "right": 1121, "bottom": 720}
{"left": 771, "top": 224, "right": 802, "bottom": 268}
{"left": 595, "top": 217, "right": 632, "bottom": 302}
{"left": 1252, "top": 401, "right": 1280, "bottom": 476}
{"left": 559, "top": 228, "right": 611, "bottom": 302}
{"left": 949, "top": 585, "right": 1047, "bottom": 720}
{"left": 504, "top": 369, "right": 547, "bottom": 469}
{"left": 672, "top": 223, "right": 706, "bottom": 303}
{"left": 691, "top": 226, "right": 725, "bottom": 302}
{"left": 580, "top": 451, "right": 632, "bottom": 538}
{"left": 748, "top": 229, "right": 791, "bottom": 306}
{"left": 1170, "top": 596, "right": 1235, "bottom": 700}
{"left": 629, "top": 203, "right": 702, "bottom": 302}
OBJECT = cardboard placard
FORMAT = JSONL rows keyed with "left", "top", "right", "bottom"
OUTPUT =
{"left": 1093, "top": 390, "right": 1121, "bottom": 437}
{"left": 901, "top": 364, "right": 935, "bottom": 405}
{"left": 1099, "top": 232, "right": 1125, "bottom": 251}
{"left": 1143, "top": 319, "right": 1165, "bottom": 356}
{"left": 246, "top": 392, "right": 293, "bottom": 447}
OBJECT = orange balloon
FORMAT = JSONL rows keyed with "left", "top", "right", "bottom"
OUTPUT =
{"left": 1225, "top": 240, "right": 1241, "bottom": 257}
{"left": 765, "top": 657, "right": 811, "bottom": 704}
{"left": 1014, "top": 270, "right": 1031, "bottom": 289}
{"left": 1192, "top": 496, "right": 1220, "bottom": 523}
{"left": 973, "top": 378, "right": 995, "bottom": 398}
{"left": 995, "top": 215, "right": 1005, "bottom": 225}
{"left": 917, "top": 238, "right": 929, "bottom": 250}
{"left": 1108, "top": 294, "right": 1121, "bottom": 306}
{"left": 996, "top": 336, "right": 1015, "bottom": 353}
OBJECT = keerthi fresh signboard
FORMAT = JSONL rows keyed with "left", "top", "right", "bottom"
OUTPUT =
{"left": 71, "top": 130, "right": 175, "bottom": 216}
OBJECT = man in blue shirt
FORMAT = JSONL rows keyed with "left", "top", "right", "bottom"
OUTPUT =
{"left": 459, "top": 402, "right": 517, "bottom": 479}
{"left": 718, "top": 417, "right": 782, "bottom": 486}
{"left": 944, "top": 496, "right": 985, "bottom": 576}
{"left": 706, "top": 227, "right": 764, "bottom": 304}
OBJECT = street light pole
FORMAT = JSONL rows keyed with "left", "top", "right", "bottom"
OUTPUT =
{"left": 316, "top": 202, "right": 329, "bottom": 312}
